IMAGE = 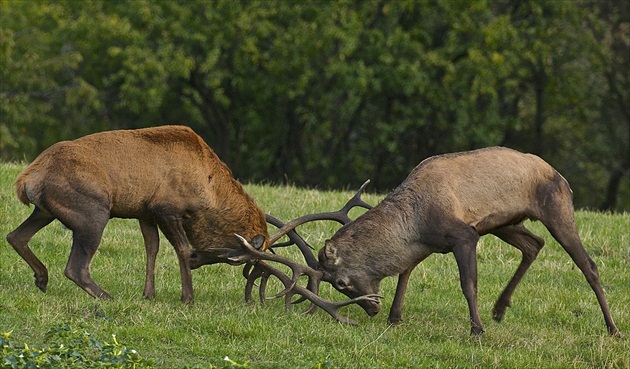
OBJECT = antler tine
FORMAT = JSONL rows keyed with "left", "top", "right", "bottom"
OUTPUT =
{"left": 245, "top": 260, "right": 316, "bottom": 309}
{"left": 243, "top": 234, "right": 310, "bottom": 304}
{"left": 245, "top": 258, "right": 313, "bottom": 305}
{"left": 266, "top": 214, "right": 317, "bottom": 268}
{"left": 205, "top": 244, "right": 306, "bottom": 305}
{"left": 339, "top": 179, "right": 373, "bottom": 215}
{"left": 243, "top": 263, "right": 284, "bottom": 305}
{"left": 295, "top": 272, "right": 320, "bottom": 312}
{"left": 268, "top": 180, "right": 372, "bottom": 244}
{"left": 252, "top": 217, "right": 318, "bottom": 305}
{"left": 246, "top": 261, "right": 313, "bottom": 311}
{"left": 244, "top": 262, "right": 268, "bottom": 304}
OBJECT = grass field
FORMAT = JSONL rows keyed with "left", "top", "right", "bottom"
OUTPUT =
{"left": 1, "top": 162, "right": 628, "bottom": 368}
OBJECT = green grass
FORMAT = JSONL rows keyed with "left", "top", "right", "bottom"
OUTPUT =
{"left": 1, "top": 162, "right": 628, "bottom": 368}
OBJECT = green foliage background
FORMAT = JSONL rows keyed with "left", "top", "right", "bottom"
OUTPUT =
{"left": 1, "top": 0, "right": 628, "bottom": 210}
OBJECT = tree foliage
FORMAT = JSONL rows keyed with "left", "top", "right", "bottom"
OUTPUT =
{"left": 1, "top": 0, "right": 628, "bottom": 210}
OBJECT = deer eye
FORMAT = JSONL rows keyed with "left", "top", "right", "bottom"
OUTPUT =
{"left": 336, "top": 278, "right": 350, "bottom": 290}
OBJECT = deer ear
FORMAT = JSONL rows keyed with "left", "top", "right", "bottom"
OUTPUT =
{"left": 324, "top": 240, "right": 341, "bottom": 265}
{"left": 251, "top": 234, "right": 266, "bottom": 250}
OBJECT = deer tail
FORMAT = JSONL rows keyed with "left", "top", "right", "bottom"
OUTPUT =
{"left": 15, "top": 170, "right": 32, "bottom": 205}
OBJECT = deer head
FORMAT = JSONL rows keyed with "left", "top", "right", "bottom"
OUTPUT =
{"left": 318, "top": 238, "right": 383, "bottom": 317}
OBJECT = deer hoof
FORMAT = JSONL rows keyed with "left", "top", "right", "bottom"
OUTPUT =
{"left": 608, "top": 326, "right": 621, "bottom": 337}
{"left": 492, "top": 302, "right": 510, "bottom": 322}
{"left": 34, "top": 273, "right": 48, "bottom": 293}
{"left": 97, "top": 291, "right": 113, "bottom": 300}
{"left": 387, "top": 316, "right": 404, "bottom": 326}
{"left": 142, "top": 292, "right": 156, "bottom": 300}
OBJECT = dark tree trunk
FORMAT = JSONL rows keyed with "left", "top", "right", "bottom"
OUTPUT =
{"left": 532, "top": 60, "right": 547, "bottom": 157}
{"left": 600, "top": 165, "right": 629, "bottom": 211}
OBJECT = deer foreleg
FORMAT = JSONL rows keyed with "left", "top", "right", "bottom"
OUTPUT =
{"left": 158, "top": 215, "right": 194, "bottom": 304}
{"left": 139, "top": 219, "right": 160, "bottom": 299}
{"left": 388, "top": 267, "right": 414, "bottom": 325}
{"left": 545, "top": 220, "right": 619, "bottom": 336}
{"left": 64, "top": 219, "right": 110, "bottom": 299}
{"left": 388, "top": 254, "right": 429, "bottom": 325}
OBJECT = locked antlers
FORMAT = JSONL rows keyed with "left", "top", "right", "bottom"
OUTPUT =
{"left": 233, "top": 234, "right": 381, "bottom": 325}
{"left": 230, "top": 180, "right": 379, "bottom": 324}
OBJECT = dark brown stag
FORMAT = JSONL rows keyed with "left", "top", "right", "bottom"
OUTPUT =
{"left": 6, "top": 126, "right": 269, "bottom": 303}
{"left": 239, "top": 147, "right": 619, "bottom": 335}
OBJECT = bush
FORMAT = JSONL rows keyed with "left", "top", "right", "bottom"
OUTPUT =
{"left": 1, "top": 325, "right": 329, "bottom": 368}
{"left": 1, "top": 324, "right": 153, "bottom": 368}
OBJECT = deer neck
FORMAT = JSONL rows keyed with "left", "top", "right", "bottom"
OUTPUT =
{"left": 183, "top": 179, "right": 268, "bottom": 251}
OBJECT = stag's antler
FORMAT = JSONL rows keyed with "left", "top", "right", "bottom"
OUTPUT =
{"left": 268, "top": 179, "right": 373, "bottom": 245}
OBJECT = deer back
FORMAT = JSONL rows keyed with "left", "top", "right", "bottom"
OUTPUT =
{"left": 15, "top": 125, "right": 269, "bottom": 250}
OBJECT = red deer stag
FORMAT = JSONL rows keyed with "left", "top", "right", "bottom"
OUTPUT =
{"left": 237, "top": 147, "right": 619, "bottom": 335}
{"left": 6, "top": 126, "right": 269, "bottom": 303}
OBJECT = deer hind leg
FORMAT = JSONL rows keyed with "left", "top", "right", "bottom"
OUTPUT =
{"left": 6, "top": 207, "right": 55, "bottom": 292}
{"left": 490, "top": 224, "right": 545, "bottom": 323}
{"left": 63, "top": 213, "right": 111, "bottom": 299}
{"left": 139, "top": 219, "right": 160, "bottom": 299}
{"left": 541, "top": 202, "right": 619, "bottom": 335}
